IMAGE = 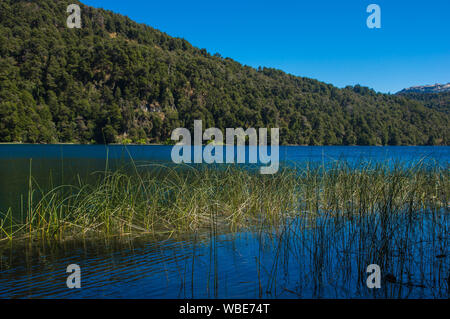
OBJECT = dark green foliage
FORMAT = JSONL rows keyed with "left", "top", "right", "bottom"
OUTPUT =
{"left": 397, "top": 92, "right": 450, "bottom": 114}
{"left": 0, "top": 0, "right": 448, "bottom": 145}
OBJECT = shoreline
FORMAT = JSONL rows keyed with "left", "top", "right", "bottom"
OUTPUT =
{"left": 0, "top": 143, "right": 447, "bottom": 147}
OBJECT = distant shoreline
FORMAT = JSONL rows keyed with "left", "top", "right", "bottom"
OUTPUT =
{"left": 0, "top": 143, "right": 447, "bottom": 147}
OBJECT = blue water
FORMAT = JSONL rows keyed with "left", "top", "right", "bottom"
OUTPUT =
{"left": 0, "top": 216, "right": 447, "bottom": 299}
{"left": 1, "top": 144, "right": 448, "bottom": 164}
{"left": 1, "top": 145, "right": 448, "bottom": 214}
{"left": 0, "top": 145, "right": 448, "bottom": 299}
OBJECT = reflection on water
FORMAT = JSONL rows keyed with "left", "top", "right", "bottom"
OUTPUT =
{"left": 0, "top": 211, "right": 448, "bottom": 299}
{"left": 0, "top": 232, "right": 273, "bottom": 299}
{"left": 0, "top": 145, "right": 448, "bottom": 299}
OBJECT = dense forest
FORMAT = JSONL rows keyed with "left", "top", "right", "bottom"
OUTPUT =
{"left": 397, "top": 92, "right": 450, "bottom": 115}
{"left": 0, "top": 0, "right": 448, "bottom": 145}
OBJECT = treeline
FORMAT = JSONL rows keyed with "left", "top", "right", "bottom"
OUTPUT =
{"left": 0, "top": 0, "right": 448, "bottom": 145}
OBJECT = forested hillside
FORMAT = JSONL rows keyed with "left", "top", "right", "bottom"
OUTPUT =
{"left": 0, "top": 0, "right": 448, "bottom": 145}
{"left": 397, "top": 92, "right": 450, "bottom": 115}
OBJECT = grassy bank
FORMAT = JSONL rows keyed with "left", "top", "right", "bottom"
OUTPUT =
{"left": 0, "top": 161, "right": 448, "bottom": 244}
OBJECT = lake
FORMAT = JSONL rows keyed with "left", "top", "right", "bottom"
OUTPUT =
{"left": 0, "top": 145, "right": 448, "bottom": 298}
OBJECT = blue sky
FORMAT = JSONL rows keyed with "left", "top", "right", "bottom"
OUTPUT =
{"left": 83, "top": 0, "right": 450, "bottom": 93}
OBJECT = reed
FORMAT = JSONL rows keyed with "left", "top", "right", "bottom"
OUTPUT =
{"left": 0, "top": 161, "right": 448, "bottom": 246}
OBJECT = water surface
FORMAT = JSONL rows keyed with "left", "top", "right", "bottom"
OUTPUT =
{"left": 0, "top": 145, "right": 448, "bottom": 299}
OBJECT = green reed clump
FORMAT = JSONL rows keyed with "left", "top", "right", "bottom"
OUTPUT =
{"left": 0, "top": 161, "right": 448, "bottom": 245}
{"left": 0, "top": 165, "right": 299, "bottom": 242}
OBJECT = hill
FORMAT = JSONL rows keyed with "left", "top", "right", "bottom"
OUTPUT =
{"left": 397, "top": 83, "right": 450, "bottom": 94}
{"left": 397, "top": 91, "right": 450, "bottom": 115}
{"left": 0, "top": 0, "right": 448, "bottom": 145}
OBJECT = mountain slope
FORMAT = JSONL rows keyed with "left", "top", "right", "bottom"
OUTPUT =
{"left": 0, "top": 0, "right": 448, "bottom": 145}
{"left": 398, "top": 83, "right": 450, "bottom": 94}
{"left": 397, "top": 91, "right": 450, "bottom": 115}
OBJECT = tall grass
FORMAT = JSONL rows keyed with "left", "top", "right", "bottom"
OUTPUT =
{"left": 0, "top": 161, "right": 448, "bottom": 246}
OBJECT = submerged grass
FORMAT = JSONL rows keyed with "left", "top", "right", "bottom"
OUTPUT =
{"left": 0, "top": 161, "right": 448, "bottom": 246}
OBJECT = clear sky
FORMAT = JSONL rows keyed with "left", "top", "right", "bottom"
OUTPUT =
{"left": 83, "top": 0, "right": 450, "bottom": 93}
